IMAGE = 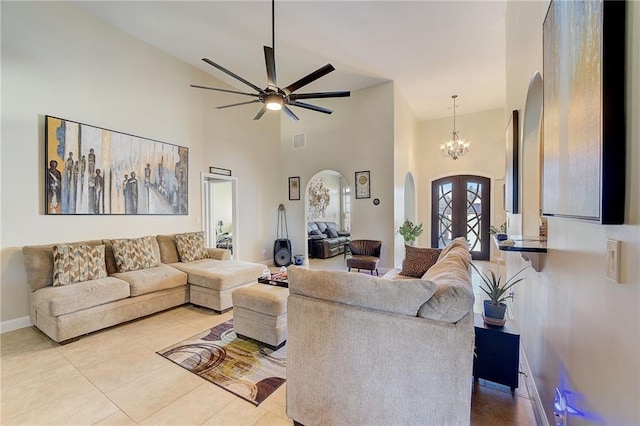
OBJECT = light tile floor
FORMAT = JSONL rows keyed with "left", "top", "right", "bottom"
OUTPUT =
{"left": 1, "top": 258, "right": 539, "bottom": 425}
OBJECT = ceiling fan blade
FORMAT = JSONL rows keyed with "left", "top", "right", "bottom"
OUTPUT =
{"left": 253, "top": 105, "right": 268, "bottom": 120}
{"left": 201, "top": 58, "right": 263, "bottom": 93}
{"left": 288, "top": 101, "right": 333, "bottom": 115}
{"left": 217, "top": 100, "right": 261, "bottom": 109}
{"left": 289, "top": 91, "right": 351, "bottom": 100}
{"left": 284, "top": 64, "right": 335, "bottom": 94}
{"left": 283, "top": 106, "right": 299, "bottom": 122}
{"left": 191, "top": 84, "right": 259, "bottom": 97}
{"left": 264, "top": 46, "right": 277, "bottom": 87}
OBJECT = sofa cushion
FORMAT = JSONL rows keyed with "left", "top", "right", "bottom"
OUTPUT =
{"left": 174, "top": 232, "right": 209, "bottom": 263}
{"left": 309, "top": 229, "right": 323, "bottom": 236}
{"left": 171, "top": 259, "right": 264, "bottom": 291}
{"left": 52, "top": 244, "right": 107, "bottom": 286}
{"left": 417, "top": 244, "right": 474, "bottom": 323}
{"left": 400, "top": 246, "right": 441, "bottom": 278}
{"left": 33, "top": 276, "right": 130, "bottom": 317}
{"left": 113, "top": 263, "right": 187, "bottom": 297}
{"left": 326, "top": 228, "right": 339, "bottom": 238}
{"left": 23, "top": 240, "right": 103, "bottom": 292}
{"left": 288, "top": 266, "right": 438, "bottom": 316}
{"left": 437, "top": 237, "right": 468, "bottom": 262}
{"left": 111, "top": 237, "right": 159, "bottom": 272}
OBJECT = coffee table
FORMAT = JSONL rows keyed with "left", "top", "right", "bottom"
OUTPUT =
{"left": 258, "top": 276, "right": 289, "bottom": 288}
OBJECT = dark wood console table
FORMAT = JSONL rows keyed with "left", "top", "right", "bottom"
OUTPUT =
{"left": 473, "top": 313, "right": 520, "bottom": 393}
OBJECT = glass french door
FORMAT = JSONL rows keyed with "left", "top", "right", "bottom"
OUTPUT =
{"left": 431, "top": 175, "right": 490, "bottom": 260}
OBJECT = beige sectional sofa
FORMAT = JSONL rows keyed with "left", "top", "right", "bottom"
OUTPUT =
{"left": 23, "top": 233, "right": 264, "bottom": 343}
{"left": 286, "top": 237, "right": 475, "bottom": 425}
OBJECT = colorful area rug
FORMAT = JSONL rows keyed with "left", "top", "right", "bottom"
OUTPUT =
{"left": 157, "top": 320, "right": 286, "bottom": 406}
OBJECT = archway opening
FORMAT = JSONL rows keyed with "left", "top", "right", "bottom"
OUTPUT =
{"left": 305, "top": 170, "right": 350, "bottom": 269}
{"left": 521, "top": 72, "right": 543, "bottom": 236}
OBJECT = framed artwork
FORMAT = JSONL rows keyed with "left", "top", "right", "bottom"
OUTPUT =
{"left": 542, "top": 0, "right": 626, "bottom": 224}
{"left": 45, "top": 115, "right": 188, "bottom": 215}
{"left": 288, "top": 176, "right": 300, "bottom": 201}
{"left": 355, "top": 170, "right": 371, "bottom": 199}
{"left": 210, "top": 167, "right": 231, "bottom": 176}
{"left": 505, "top": 110, "right": 519, "bottom": 214}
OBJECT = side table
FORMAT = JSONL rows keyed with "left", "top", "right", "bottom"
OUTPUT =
{"left": 473, "top": 313, "right": 520, "bottom": 393}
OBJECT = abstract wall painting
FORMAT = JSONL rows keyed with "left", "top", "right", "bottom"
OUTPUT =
{"left": 542, "top": 0, "right": 626, "bottom": 224}
{"left": 45, "top": 115, "right": 188, "bottom": 215}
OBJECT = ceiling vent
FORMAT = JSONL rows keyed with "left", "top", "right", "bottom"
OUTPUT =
{"left": 293, "top": 133, "right": 306, "bottom": 150}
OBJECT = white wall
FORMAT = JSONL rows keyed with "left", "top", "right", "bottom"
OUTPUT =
{"left": 201, "top": 93, "right": 281, "bottom": 263}
{"left": 393, "top": 86, "right": 420, "bottom": 267}
{"left": 505, "top": 1, "right": 640, "bottom": 424}
{"left": 416, "top": 108, "right": 506, "bottom": 260}
{"left": 0, "top": 2, "right": 280, "bottom": 322}
{"left": 280, "top": 82, "right": 395, "bottom": 267}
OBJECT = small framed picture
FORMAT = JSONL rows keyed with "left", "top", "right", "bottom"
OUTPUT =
{"left": 355, "top": 170, "right": 371, "bottom": 199}
{"left": 289, "top": 176, "right": 300, "bottom": 200}
{"left": 210, "top": 167, "right": 231, "bottom": 176}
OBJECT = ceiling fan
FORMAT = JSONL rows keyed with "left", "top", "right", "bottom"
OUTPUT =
{"left": 191, "top": 0, "right": 350, "bottom": 121}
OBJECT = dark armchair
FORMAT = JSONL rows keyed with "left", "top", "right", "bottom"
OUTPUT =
{"left": 346, "top": 239, "right": 382, "bottom": 275}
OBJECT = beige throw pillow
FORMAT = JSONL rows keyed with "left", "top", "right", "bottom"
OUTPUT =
{"left": 400, "top": 246, "right": 442, "bottom": 278}
{"left": 52, "top": 244, "right": 107, "bottom": 286}
{"left": 174, "top": 232, "right": 209, "bottom": 263}
{"left": 112, "top": 237, "right": 159, "bottom": 272}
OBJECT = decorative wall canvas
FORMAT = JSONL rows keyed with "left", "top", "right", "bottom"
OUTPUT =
{"left": 355, "top": 170, "right": 370, "bottom": 199}
{"left": 45, "top": 115, "right": 189, "bottom": 215}
{"left": 288, "top": 176, "right": 300, "bottom": 201}
{"left": 307, "top": 177, "right": 330, "bottom": 219}
{"left": 505, "top": 110, "right": 519, "bottom": 214}
{"left": 542, "top": 0, "right": 626, "bottom": 224}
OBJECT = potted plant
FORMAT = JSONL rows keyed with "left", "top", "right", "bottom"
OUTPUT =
{"left": 398, "top": 219, "right": 423, "bottom": 246}
{"left": 489, "top": 222, "right": 508, "bottom": 241}
{"left": 471, "top": 264, "right": 528, "bottom": 326}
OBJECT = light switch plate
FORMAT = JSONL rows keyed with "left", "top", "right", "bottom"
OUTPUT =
{"left": 606, "top": 239, "right": 621, "bottom": 283}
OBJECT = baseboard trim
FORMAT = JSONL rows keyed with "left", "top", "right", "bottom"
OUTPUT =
{"left": 520, "top": 345, "right": 550, "bottom": 426}
{"left": 0, "top": 316, "right": 32, "bottom": 334}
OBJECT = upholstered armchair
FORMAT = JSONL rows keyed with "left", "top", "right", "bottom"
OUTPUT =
{"left": 346, "top": 239, "right": 382, "bottom": 275}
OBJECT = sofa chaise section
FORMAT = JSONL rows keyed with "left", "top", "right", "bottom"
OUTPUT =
{"left": 157, "top": 234, "right": 265, "bottom": 312}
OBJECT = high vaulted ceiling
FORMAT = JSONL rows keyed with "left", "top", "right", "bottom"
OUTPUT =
{"left": 73, "top": 1, "right": 506, "bottom": 121}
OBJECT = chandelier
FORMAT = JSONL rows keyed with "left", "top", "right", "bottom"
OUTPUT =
{"left": 441, "top": 95, "right": 470, "bottom": 160}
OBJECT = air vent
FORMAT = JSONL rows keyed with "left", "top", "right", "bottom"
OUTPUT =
{"left": 293, "top": 133, "right": 306, "bottom": 150}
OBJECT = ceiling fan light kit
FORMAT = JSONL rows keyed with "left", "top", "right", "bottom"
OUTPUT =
{"left": 191, "top": 0, "right": 350, "bottom": 121}
{"left": 441, "top": 95, "right": 470, "bottom": 160}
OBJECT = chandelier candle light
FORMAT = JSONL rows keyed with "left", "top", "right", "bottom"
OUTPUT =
{"left": 441, "top": 95, "right": 470, "bottom": 160}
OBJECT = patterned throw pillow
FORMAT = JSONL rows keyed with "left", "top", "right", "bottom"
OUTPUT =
{"left": 400, "top": 246, "right": 442, "bottom": 278}
{"left": 53, "top": 244, "right": 107, "bottom": 286}
{"left": 112, "top": 237, "right": 159, "bottom": 272}
{"left": 174, "top": 232, "right": 209, "bottom": 263}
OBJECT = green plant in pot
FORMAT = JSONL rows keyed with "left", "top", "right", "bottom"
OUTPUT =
{"left": 398, "top": 219, "right": 423, "bottom": 246}
{"left": 471, "top": 264, "right": 528, "bottom": 326}
{"left": 489, "top": 222, "right": 508, "bottom": 241}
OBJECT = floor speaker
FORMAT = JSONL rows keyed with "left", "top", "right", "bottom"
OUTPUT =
{"left": 274, "top": 239, "right": 292, "bottom": 267}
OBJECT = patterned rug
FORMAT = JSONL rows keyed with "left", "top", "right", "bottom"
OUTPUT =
{"left": 157, "top": 320, "right": 286, "bottom": 406}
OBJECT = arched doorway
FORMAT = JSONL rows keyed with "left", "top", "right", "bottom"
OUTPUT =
{"left": 404, "top": 172, "right": 416, "bottom": 223}
{"left": 431, "top": 175, "right": 490, "bottom": 260}
{"left": 305, "top": 170, "right": 350, "bottom": 265}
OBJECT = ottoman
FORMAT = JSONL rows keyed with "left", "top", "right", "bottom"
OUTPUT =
{"left": 232, "top": 283, "right": 288, "bottom": 349}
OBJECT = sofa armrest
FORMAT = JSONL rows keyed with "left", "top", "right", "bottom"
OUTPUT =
{"left": 207, "top": 248, "right": 231, "bottom": 260}
{"left": 337, "top": 231, "right": 350, "bottom": 237}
